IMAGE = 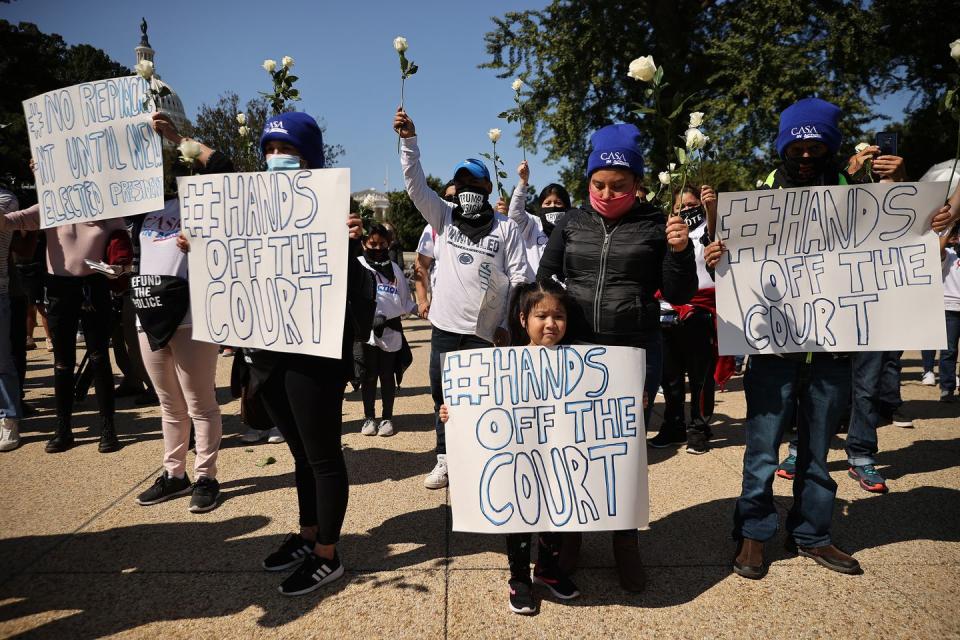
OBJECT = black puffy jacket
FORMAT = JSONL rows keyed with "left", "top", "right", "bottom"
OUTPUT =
{"left": 536, "top": 200, "right": 697, "bottom": 347}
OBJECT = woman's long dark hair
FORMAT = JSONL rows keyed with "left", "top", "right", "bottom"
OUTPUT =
{"left": 507, "top": 279, "right": 572, "bottom": 346}
{"left": 537, "top": 183, "right": 572, "bottom": 210}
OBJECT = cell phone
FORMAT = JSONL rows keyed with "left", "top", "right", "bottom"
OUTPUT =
{"left": 875, "top": 131, "right": 898, "bottom": 157}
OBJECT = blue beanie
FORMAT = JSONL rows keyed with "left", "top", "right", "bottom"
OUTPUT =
{"left": 586, "top": 124, "right": 644, "bottom": 178}
{"left": 775, "top": 98, "right": 842, "bottom": 158}
{"left": 260, "top": 112, "right": 325, "bottom": 169}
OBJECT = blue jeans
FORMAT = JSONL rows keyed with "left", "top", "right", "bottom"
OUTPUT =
{"left": 0, "top": 295, "right": 21, "bottom": 420}
{"left": 429, "top": 327, "right": 491, "bottom": 454}
{"left": 921, "top": 350, "right": 936, "bottom": 374}
{"left": 845, "top": 351, "right": 895, "bottom": 467}
{"left": 734, "top": 354, "right": 850, "bottom": 548}
{"left": 941, "top": 311, "right": 960, "bottom": 394}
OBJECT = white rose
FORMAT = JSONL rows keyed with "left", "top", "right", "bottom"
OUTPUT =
{"left": 658, "top": 171, "right": 671, "bottom": 186}
{"left": 394, "top": 37, "right": 408, "bottom": 53}
{"left": 756, "top": 180, "right": 764, "bottom": 188}
{"left": 179, "top": 139, "right": 202, "bottom": 161}
{"left": 488, "top": 128, "right": 502, "bottom": 143}
{"left": 685, "top": 127, "right": 707, "bottom": 150}
{"left": 238, "top": 126, "right": 250, "bottom": 137}
{"left": 855, "top": 142, "right": 870, "bottom": 154}
{"left": 512, "top": 78, "right": 524, "bottom": 92}
{"left": 668, "top": 162, "right": 676, "bottom": 171}
{"left": 951, "top": 39, "right": 960, "bottom": 61}
{"left": 236, "top": 112, "right": 246, "bottom": 125}
{"left": 361, "top": 194, "right": 377, "bottom": 209}
{"left": 688, "top": 111, "right": 704, "bottom": 128}
{"left": 627, "top": 55, "right": 656, "bottom": 82}
{"left": 134, "top": 60, "right": 154, "bottom": 80}
{"left": 282, "top": 55, "right": 294, "bottom": 69}
{"left": 263, "top": 59, "right": 277, "bottom": 73}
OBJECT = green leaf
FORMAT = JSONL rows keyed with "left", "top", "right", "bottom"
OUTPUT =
{"left": 632, "top": 106, "right": 657, "bottom": 116}
{"left": 286, "top": 75, "right": 299, "bottom": 84}
{"left": 498, "top": 170, "right": 508, "bottom": 179}
{"left": 479, "top": 152, "right": 492, "bottom": 160}
{"left": 498, "top": 110, "right": 511, "bottom": 119}
{"left": 288, "top": 89, "right": 300, "bottom": 99}
{"left": 399, "top": 56, "right": 408, "bottom": 73}
{"left": 653, "top": 66, "right": 664, "bottom": 87}
{"left": 407, "top": 64, "right": 418, "bottom": 76}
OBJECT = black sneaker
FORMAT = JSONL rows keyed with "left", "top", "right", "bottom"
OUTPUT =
{"left": 189, "top": 477, "right": 220, "bottom": 513}
{"left": 263, "top": 533, "right": 315, "bottom": 572}
{"left": 136, "top": 472, "right": 192, "bottom": 505}
{"left": 648, "top": 426, "right": 686, "bottom": 448}
{"left": 278, "top": 552, "right": 344, "bottom": 596}
{"left": 508, "top": 578, "right": 537, "bottom": 615}
{"left": 533, "top": 565, "right": 580, "bottom": 600}
{"left": 98, "top": 417, "right": 120, "bottom": 453}
{"left": 686, "top": 429, "right": 709, "bottom": 455}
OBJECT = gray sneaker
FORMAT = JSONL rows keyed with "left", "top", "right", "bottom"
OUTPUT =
{"left": 377, "top": 419, "right": 395, "bottom": 437}
{"left": 361, "top": 418, "right": 378, "bottom": 436}
{"left": 0, "top": 418, "right": 20, "bottom": 452}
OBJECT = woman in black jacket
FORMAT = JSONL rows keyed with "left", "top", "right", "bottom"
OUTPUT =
{"left": 536, "top": 123, "right": 698, "bottom": 592}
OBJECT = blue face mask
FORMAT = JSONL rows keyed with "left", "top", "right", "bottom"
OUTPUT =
{"left": 265, "top": 154, "right": 302, "bottom": 171}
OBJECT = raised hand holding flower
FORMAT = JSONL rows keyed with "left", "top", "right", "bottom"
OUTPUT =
{"left": 261, "top": 55, "right": 300, "bottom": 115}
{"left": 395, "top": 36, "right": 419, "bottom": 152}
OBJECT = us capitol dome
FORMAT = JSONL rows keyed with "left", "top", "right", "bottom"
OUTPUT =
{"left": 135, "top": 18, "right": 191, "bottom": 136}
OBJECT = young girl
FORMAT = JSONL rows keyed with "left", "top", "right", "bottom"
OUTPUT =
{"left": 440, "top": 280, "right": 579, "bottom": 615}
{"left": 357, "top": 224, "right": 415, "bottom": 436}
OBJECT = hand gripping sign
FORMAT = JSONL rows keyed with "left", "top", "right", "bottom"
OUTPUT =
{"left": 443, "top": 345, "right": 649, "bottom": 533}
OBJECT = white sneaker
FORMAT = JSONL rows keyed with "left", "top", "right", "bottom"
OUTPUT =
{"left": 361, "top": 418, "right": 378, "bottom": 436}
{"left": 0, "top": 418, "right": 20, "bottom": 452}
{"left": 240, "top": 427, "right": 267, "bottom": 444}
{"left": 377, "top": 419, "right": 395, "bottom": 437}
{"left": 922, "top": 371, "right": 936, "bottom": 386}
{"left": 424, "top": 454, "right": 448, "bottom": 489}
{"left": 267, "top": 427, "right": 285, "bottom": 444}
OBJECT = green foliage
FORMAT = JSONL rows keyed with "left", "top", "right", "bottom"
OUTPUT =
{"left": 261, "top": 62, "right": 300, "bottom": 115}
{"left": 0, "top": 20, "right": 130, "bottom": 204}
{"left": 386, "top": 174, "right": 444, "bottom": 251}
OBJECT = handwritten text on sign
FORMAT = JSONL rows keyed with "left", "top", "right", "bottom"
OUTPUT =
{"left": 22, "top": 76, "right": 163, "bottom": 228}
{"left": 180, "top": 169, "right": 350, "bottom": 358}
{"left": 715, "top": 182, "right": 947, "bottom": 354}
{"left": 443, "top": 345, "right": 648, "bottom": 533}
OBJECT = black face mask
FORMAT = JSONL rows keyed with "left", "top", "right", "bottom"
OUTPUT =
{"left": 537, "top": 205, "right": 567, "bottom": 236}
{"left": 452, "top": 186, "right": 495, "bottom": 243}
{"left": 783, "top": 155, "right": 829, "bottom": 184}
{"left": 364, "top": 248, "right": 394, "bottom": 278}
{"left": 455, "top": 186, "right": 491, "bottom": 219}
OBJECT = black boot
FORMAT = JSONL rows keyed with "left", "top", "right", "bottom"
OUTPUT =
{"left": 98, "top": 416, "right": 120, "bottom": 453}
{"left": 45, "top": 419, "right": 74, "bottom": 453}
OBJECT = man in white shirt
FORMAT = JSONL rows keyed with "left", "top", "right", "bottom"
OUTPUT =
{"left": 394, "top": 107, "right": 528, "bottom": 489}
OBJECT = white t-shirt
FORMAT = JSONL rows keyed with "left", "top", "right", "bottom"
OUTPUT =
{"left": 138, "top": 198, "right": 190, "bottom": 327}
{"left": 943, "top": 246, "right": 960, "bottom": 312}
{"left": 416, "top": 224, "right": 437, "bottom": 290}
{"left": 401, "top": 137, "right": 529, "bottom": 335}
{"left": 507, "top": 184, "right": 549, "bottom": 280}
{"left": 359, "top": 256, "right": 415, "bottom": 352}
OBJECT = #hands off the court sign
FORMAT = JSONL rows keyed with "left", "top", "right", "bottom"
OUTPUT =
{"left": 22, "top": 77, "right": 163, "bottom": 228}
{"left": 715, "top": 182, "right": 947, "bottom": 354}
{"left": 180, "top": 169, "right": 350, "bottom": 359}
{"left": 443, "top": 345, "right": 649, "bottom": 534}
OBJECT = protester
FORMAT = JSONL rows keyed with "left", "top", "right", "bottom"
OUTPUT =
{"left": 357, "top": 223, "right": 415, "bottom": 437}
{"left": 412, "top": 183, "right": 456, "bottom": 320}
{"left": 440, "top": 279, "right": 579, "bottom": 615}
{"left": 536, "top": 122, "right": 697, "bottom": 591}
{"left": 939, "top": 221, "right": 960, "bottom": 402}
{"left": 132, "top": 113, "right": 229, "bottom": 513}
{"left": 508, "top": 160, "right": 571, "bottom": 278}
{"left": 393, "top": 107, "right": 528, "bottom": 490}
{"left": 381, "top": 221, "right": 405, "bottom": 271}
{"left": 0, "top": 188, "right": 22, "bottom": 452}
{"left": 1, "top": 170, "right": 129, "bottom": 453}
{"left": 16, "top": 232, "right": 49, "bottom": 352}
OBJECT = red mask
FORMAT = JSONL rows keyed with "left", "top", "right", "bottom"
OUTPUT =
{"left": 589, "top": 188, "right": 636, "bottom": 219}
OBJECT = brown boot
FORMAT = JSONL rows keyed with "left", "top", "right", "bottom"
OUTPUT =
{"left": 612, "top": 532, "right": 645, "bottom": 592}
{"left": 558, "top": 532, "right": 582, "bottom": 575}
{"left": 733, "top": 538, "right": 766, "bottom": 579}
{"left": 790, "top": 542, "right": 861, "bottom": 575}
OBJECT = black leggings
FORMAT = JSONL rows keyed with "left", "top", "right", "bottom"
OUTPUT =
{"left": 45, "top": 274, "right": 115, "bottom": 421}
{"left": 662, "top": 311, "right": 716, "bottom": 432}
{"left": 361, "top": 343, "right": 397, "bottom": 419}
{"left": 258, "top": 354, "right": 348, "bottom": 545}
{"left": 506, "top": 532, "right": 562, "bottom": 581}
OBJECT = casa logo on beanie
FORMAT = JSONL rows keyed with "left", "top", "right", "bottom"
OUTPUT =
{"left": 600, "top": 151, "right": 629, "bottom": 166}
{"left": 264, "top": 120, "right": 289, "bottom": 135}
{"left": 789, "top": 124, "right": 822, "bottom": 140}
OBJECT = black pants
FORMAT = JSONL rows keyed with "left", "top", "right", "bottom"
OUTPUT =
{"left": 361, "top": 343, "right": 397, "bottom": 419}
{"left": 258, "top": 354, "right": 348, "bottom": 545}
{"left": 45, "top": 274, "right": 115, "bottom": 420}
{"left": 429, "top": 327, "right": 491, "bottom": 454}
{"left": 661, "top": 311, "right": 716, "bottom": 433}
{"left": 506, "top": 532, "right": 562, "bottom": 581}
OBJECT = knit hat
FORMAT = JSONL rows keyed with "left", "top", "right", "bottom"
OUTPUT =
{"left": 586, "top": 124, "right": 644, "bottom": 178}
{"left": 260, "top": 112, "right": 325, "bottom": 169}
{"left": 775, "top": 98, "right": 842, "bottom": 158}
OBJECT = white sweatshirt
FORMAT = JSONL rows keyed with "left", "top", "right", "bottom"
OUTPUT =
{"left": 400, "top": 137, "right": 528, "bottom": 335}
{"left": 507, "top": 183, "right": 549, "bottom": 280}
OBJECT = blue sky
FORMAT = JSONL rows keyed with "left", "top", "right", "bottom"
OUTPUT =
{"left": 2, "top": 0, "right": 914, "bottom": 193}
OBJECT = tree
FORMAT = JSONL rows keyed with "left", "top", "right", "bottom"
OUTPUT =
{"left": 192, "top": 92, "right": 344, "bottom": 172}
{"left": 386, "top": 174, "right": 444, "bottom": 251}
{"left": 482, "top": 1, "right": 880, "bottom": 198}
{"left": 0, "top": 21, "right": 130, "bottom": 204}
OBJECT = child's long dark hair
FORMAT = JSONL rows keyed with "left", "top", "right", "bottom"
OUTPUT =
{"left": 507, "top": 279, "right": 572, "bottom": 346}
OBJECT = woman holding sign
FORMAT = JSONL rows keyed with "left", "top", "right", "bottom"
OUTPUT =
{"left": 536, "top": 123, "right": 698, "bottom": 592}
{"left": 132, "top": 113, "right": 231, "bottom": 514}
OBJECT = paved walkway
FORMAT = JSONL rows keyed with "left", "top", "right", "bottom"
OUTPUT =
{"left": 1, "top": 320, "right": 958, "bottom": 638}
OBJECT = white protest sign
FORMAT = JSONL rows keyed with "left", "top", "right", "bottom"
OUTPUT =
{"left": 715, "top": 182, "right": 947, "bottom": 354}
{"left": 180, "top": 169, "right": 350, "bottom": 358}
{"left": 22, "top": 76, "right": 163, "bottom": 228}
{"left": 443, "top": 345, "right": 648, "bottom": 534}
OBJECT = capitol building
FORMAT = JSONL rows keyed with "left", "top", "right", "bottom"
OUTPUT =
{"left": 135, "top": 18, "right": 191, "bottom": 136}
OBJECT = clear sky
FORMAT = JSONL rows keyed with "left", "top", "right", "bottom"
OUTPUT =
{"left": 1, "top": 0, "right": 915, "bottom": 193}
